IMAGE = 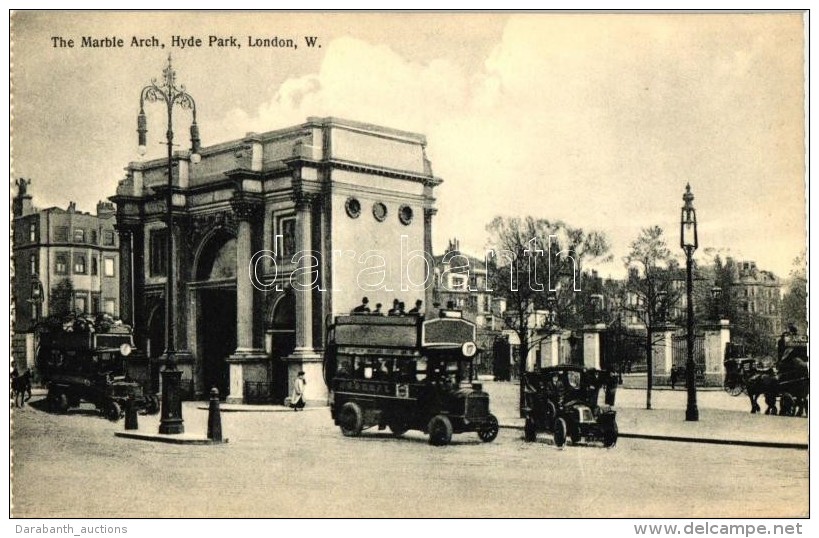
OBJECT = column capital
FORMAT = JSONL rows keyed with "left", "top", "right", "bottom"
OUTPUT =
{"left": 230, "top": 194, "right": 264, "bottom": 221}
{"left": 293, "top": 191, "right": 322, "bottom": 212}
{"left": 424, "top": 207, "right": 438, "bottom": 220}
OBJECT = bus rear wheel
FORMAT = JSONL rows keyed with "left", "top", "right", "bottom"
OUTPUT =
{"left": 339, "top": 402, "right": 364, "bottom": 437}
{"left": 428, "top": 414, "right": 453, "bottom": 446}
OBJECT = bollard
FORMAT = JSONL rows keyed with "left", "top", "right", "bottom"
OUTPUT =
{"left": 207, "top": 387, "right": 222, "bottom": 442}
{"left": 124, "top": 395, "right": 139, "bottom": 430}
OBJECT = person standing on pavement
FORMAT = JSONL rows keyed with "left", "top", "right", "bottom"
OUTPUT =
{"left": 290, "top": 371, "right": 306, "bottom": 411}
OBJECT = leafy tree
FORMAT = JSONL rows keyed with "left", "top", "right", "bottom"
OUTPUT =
{"left": 485, "top": 216, "right": 611, "bottom": 414}
{"left": 42, "top": 278, "right": 74, "bottom": 331}
{"left": 622, "top": 226, "right": 682, "bottom": 410}
{"left": 781, "top": 251, "right": 807, "bottom": 335}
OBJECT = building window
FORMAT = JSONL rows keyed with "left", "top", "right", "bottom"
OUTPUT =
{"left": 90, "top": 230, "right": 98, "bottom": 245}
{"left": 55, "top": 253, "right": 68, "bottom": 275}
{"left": 104, "top": 299, "right": 116, "bottom": 316}
{"left": 73, "top": 254, "right": 87, "bottom": 274}
{"left": 276, "top": 217, "right": 296, "bottom": 259}
{"left": 30, "top": 254, "right": 36, "bottom": 275}
{"left": 73, "top": 228, "right": 85, "bottom": 243}
{"left": 55, "top": 226, "right": 69, "bottom": 242}
{"left": 92, "top": 296, "right": 100, "bottom": 314}
{"left": 75, "top": 294, "right": 87, "bottom": 314}
{"left": 29, "top": 223, "right": 37, "bottom": 242}
{"left": 103, "top": 230, "right": 115, "bottom": 246}
{"left": 150, "top": 229, "right": 168, "bottom": 276}
{"left": 450, "top": 275, "right": 467, "bottom": 291}
{"left": 91, "top": 257, "right": 98, "bottom": 276}
{"left": 104, "top": 257, "right": 115, "bottom": 278}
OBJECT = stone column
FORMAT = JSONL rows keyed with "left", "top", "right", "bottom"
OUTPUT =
{"left": 286, "top": 193, "right": 325, "bottom": 405}
{"left": 651, "top": 324, "right": 677, "bottom": 385}
{"left": 582, "top": 323, "right": 607, "bottom": 369}
{"left": 226, "top": 195, "right": 267, "bottom": 404}
{"left": 116, "top": 225, "right": 134, "bottom": 326}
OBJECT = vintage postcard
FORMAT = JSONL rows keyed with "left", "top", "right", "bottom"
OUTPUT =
{"left": 8, "top": 10, "right": 809, "bottom": 527}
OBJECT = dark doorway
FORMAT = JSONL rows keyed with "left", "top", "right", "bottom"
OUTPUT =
{"left": 270, "top": 293, "right": 296, "bottom": 403}
{"left": 200, "top": 288, "right": 236, "bottom": 398}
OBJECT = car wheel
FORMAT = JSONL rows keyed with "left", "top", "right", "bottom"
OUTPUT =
{"left": 428, "top": 414, "right": 453, "bottom": 446}
{"left": 553, "top": 417, "right": 567, "bottom": 448}
{"left": 106, "top": 401, "right": 122, "bottom": 422}
{"left": 524, "top": 416, "right": 537, "bottom": 442}
{"left": 478, "top": 414, "right": 499, "bottom": 443}
{"left": 388, "top": 420, "right": 409, "bottom": 437}
{"left": 545, "top": 401, "right": 557, "bottom": 423}
{"left": 53, "top": 392, "right": 69, "bottom": 414}
{"left": 145, "top": 395, "right": 160, "bottom": 415}
{"left": 339, "top": 402, "right": 364, "bottom": 437}
{"left": 603, "top": 422, "right": 619, "bottom": 448}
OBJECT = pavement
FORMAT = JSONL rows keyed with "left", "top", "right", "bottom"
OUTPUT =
{"left": 30, "top": 379, "right": 808, "bottom": 448}
{"left": 99, "top": 379, "right": 809, "bottom": 449}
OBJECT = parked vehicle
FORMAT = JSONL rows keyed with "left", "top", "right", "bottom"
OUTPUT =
{"left": 36, "top": 323, "right": 159, "bottom": 421}
{"left": 521, "top": 365, "right": 618, "bottom": 448}
{"left": 325, "top": 309, "right": 499, "bottom": 446}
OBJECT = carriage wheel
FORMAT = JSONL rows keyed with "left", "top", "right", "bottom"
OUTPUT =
{"left": 724, "top": 381, "right": 744, "bottom": 397}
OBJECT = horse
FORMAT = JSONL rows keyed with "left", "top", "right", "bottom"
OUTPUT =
{"left": 745, "top": 370, "right": 779, "bottom": 414}
{"left": 11, "top": 369, "right": 32, "bottom": 408}
{"left": 745, "top": 355, "right": 809, "bottom": 416}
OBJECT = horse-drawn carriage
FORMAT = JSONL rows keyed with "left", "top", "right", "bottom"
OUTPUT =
{"left": 723, "top": 336, "right": 808, "bottom": 416}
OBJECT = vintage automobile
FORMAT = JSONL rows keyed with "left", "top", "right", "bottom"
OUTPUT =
{"left": 325, "top": 309, "right": 499, "bottom": 446}
{"left": 36, "top": 323, "right": 159, "bottom": 421}
{"left": 521, "top": 365, "right": 618, "bottom": 448}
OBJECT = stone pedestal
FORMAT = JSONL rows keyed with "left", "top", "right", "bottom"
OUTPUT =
{"left": 582, "top": 323, "right": 606, "bottom": 369}
{"left": 285, "top": 351, "right": 326, "bottom": 405}
{"left": 542, "top": 330, "right": 560, "bottom": 368}
{"left": 702, "top": 319, "right": 731, "bottom": 386}
{"left": 650, "top": 324, "right": 678, "bottom": 385}
{"left": 226, "top": 352, "right": 270, "bottom": 404}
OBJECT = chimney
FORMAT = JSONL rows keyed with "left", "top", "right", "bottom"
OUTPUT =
{"left": 96, "top": 200, "right": 115, "bottom": 219}
{"left": 13, "top": 178, "right": 34, "bottom": 217}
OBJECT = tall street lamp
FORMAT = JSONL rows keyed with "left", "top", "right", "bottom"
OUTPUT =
{"left": 138, "top": 55, "right": 201, "bottom": 434}
{"left": 711, "top": 285, "right": 723, "bottom": 321}
{"left": 680, "top": 183, "right": 699, "bottom": 422}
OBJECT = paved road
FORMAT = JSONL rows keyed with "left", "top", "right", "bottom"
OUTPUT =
{"left": 10, "top": 393, "right": 808, "bottom": 518}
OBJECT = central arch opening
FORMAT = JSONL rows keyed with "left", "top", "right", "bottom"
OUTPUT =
{"left": 196, "top": 231, "right": 237, "bottom": 398}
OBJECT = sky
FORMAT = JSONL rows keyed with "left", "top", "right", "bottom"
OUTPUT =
{"left": 9, "top": 11, "right": 808, "bottom": 279}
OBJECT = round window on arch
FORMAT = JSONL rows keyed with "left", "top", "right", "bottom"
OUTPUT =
{"left": 399, "top": 205, "right": 414, "bottom": 225}
{"left": 372, "top": 202, "right": 388, "bottom": 222}
{"left": 345, "top": 197, "right": 361, "bottom": 219}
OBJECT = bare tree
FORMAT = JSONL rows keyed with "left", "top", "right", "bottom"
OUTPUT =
{"left": 486, "top": 216, "right": 611, "bottom": 415}
{"left": 622, "top": 226, "right": 682, "bottom": 410}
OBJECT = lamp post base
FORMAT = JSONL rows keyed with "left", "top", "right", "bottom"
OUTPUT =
{"left": 158, "top": 367, "right": 185, "bottom": 435}
{"left": 685, "top": 406, "right": 699, "bottom": 422}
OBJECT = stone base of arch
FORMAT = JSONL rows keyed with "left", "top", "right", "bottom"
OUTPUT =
{"left": 225, "top": 350, "right": 269, "bottom": 404}
{"left": 284, "top": 349, "right": 327, "bottom": 406}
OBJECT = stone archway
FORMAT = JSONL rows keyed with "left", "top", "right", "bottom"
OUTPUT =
{"left": 193, "top": 229, "right": 237, "bottom": 398}
{"left": 146, "top": 302, "right": 164, "bottom": 394}
{"left": 267, "top": 291, "right": 296, "bottom": 403}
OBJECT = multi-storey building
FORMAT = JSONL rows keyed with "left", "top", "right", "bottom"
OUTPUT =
{"left": 432, "top": 238, "right": 500, "bottom": 329}
{"left": 12, "top": 187, "right": 121, "bottom": 329}
{"left": 12, "top": 182, "right": 120, "bottom": 369}
{"left": 730, "top": 260, "right": 782, "bottom": 335}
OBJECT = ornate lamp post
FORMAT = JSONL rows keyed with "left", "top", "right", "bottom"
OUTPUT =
{"left": 138, "top": 56, "right": 201, "bottom": 434}
{"left": 590, "top": 293, "right": 604, "bottom": 324}
{"left": 680, "top": 183, "right": 699, "bottom": 422}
